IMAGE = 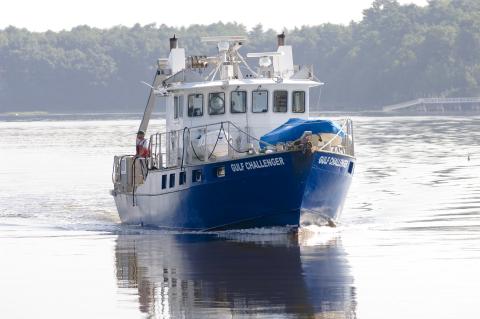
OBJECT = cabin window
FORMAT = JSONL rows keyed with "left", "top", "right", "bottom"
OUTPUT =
{"left": 273, "top": 90, "right": 288, "bottom": 113}
{"left": 161, "top": 175, "right": 167, "bottom": 189}
{"left": 292, "top": 91, "right": 305, "bottom": 113}
{"left": 174, "top": 96, "right": 183, "bottom": 119}
{"left": 252, "top": 90, "right": 268, "bottom": 113}
{"left": 231, "top": 91, "right": 246, "bottom": 113}
{"left": 208, "top": 92, "right": 225, "bottom": 115}
{"left": 169, "top": 173, "right": 175, "bottom": 188}
{"left": 188, "top": 94, "right": 203, "bottom": 117}
{"left": 179, "top": 171, "right": 186, "bottom": 185}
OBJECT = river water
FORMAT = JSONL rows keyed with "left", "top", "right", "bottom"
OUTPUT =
{"left": 0, "top": 115, "right": 479, "bottom": 318}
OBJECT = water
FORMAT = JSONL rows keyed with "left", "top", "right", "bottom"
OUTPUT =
{"left": 0, "top": 116, "right": 479, "bottom": 318}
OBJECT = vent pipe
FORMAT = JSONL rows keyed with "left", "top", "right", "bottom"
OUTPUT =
{"left": 277, "top": 32, "right": 285, "bottom": 47}
{"left": 170, "top": 34, "right": 178, "bottom": 51}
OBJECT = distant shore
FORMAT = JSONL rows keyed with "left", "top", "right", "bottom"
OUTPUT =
{"left": 1, "top": 111, "right": 479, "bottom": 123}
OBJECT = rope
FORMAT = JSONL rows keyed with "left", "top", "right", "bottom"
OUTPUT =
{"left": 207, "top": 122, "right": 224, "bottom": 159}
{"left": 188, "top": 128, "right": 203, "bottom": 161}
{"left": 227, "top": 121, "right": 273, "bottom": 148}
{"left": 317, "top": 119, "right": 349, "bottom": 152}
{"left": 222, "top": 128, "right": 248, "bottom": 154}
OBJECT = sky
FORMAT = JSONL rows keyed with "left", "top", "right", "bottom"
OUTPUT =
{"left": 1, "top": 0, "right": 428, "bottom": 32}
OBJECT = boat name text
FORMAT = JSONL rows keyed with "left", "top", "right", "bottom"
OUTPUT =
{"left": 231, "top": 157, "right": 285, "bottom": 172}
{"left": 318, "top": 156, "right": 349, "bottom": 168}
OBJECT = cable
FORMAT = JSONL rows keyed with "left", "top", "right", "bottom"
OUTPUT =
{"left": 222, "top": 128, "right": 248, "bottom": 154}
{"left": 207, "top": 123, "right": 224, "bottom": 159}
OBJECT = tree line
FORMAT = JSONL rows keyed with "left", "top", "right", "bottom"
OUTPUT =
{"left": 1, "top": 0, "right": 480, "bottom": 113}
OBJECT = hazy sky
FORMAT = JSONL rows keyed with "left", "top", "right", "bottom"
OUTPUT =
{"left": 1, "top": 0, "right": 428, "bottom": 32}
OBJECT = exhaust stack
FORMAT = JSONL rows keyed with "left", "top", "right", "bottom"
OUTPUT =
{"left": 277, "top": 32, "right": 285, "bottom": 47}
{"left": 170, "top": 34, "right": 178, "bottom": 51}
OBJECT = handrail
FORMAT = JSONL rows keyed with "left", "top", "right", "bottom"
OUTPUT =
{"left": 318, "top": 119, "right": 348, "bottom": 151}
{"left": 148, "top": 121, "right": 267, "bottom": 169}
{"left": 146, "top": 119, "right": 355, "bottom": 171}
{"left": 227, "top": 121, "right": 274, "bottom": 148}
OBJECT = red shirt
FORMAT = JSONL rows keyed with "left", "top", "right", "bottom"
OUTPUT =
{"left": 136, "top": 137, "right": 150, "bottom": 157}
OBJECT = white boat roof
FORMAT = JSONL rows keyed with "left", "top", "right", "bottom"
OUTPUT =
{"left": 167, "top": 78, "right": 323, "bottom": 91}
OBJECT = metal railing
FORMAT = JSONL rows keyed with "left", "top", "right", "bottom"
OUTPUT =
{"left": 148, "top": 121, "right": 273, "bottom": 169}
{"left": 146, "top": 119, "right": 355, "bottom": 170}
{"left": 112, "top": 119, "right": 355, "bottom": 196}
{"left": 314, "top": 119, "right": 354, "bottom": 157}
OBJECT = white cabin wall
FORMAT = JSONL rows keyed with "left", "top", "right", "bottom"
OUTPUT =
{"left": 244, "top": 84, "right": 309, "bottom": 138}
{"left": 165, "top": 95, "right": 174, "bottom": 130}
{"left": 168, "top": 48, "right": 186, "bottom": 74}
{"left": 165, "top": 84, "right": 311, "bottom": 138}
{"left": 273, "top": 46, "right": 294, "bottom": 79}
{"left": 306, "top": 90, "right": 310, "bottom": 115}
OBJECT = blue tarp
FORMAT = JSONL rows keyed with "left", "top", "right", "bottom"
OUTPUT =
{"left": 260, "top": 118, "right": 345, "bottom": 147}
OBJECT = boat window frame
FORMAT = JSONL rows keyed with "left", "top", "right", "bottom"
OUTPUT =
{"left": 187, "top": 93, "right": 204, "bottom": 117}
{"left": 161, "top": 174, "right": 167, "bottom": 189}
{"left": 174, "top": 95, "right": 183, "bottom": 119}
{"left": 178, "top": 95, "right": 184, "bottom": 118}
{"left": 273, "top": 90, "right": 288, "bottom": 113}
{"left": 230, "top": 90, "right": 247, "bottom": 113}
{"left": 292, "top": 91, "right": 306, "bottom": 113}
{"left": 252, "top": 90, "right": 269, "bottom": 113}
{"left": 208, "top": 92, "right": 226, "bottom": 115}
{"left": 179, "top": 171, "right": 186, "bottom": 185}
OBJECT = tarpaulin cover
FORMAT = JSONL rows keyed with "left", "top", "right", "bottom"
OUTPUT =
{"left": 260, "top": 118, "right": 345, "bottom": 147}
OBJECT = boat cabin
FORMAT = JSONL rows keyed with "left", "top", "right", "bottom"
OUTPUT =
{"left": 165, "top": 79, "right": 317, "bottom": 138}
{"left": 140, "top": 34, "right": 321, "bottom": 139}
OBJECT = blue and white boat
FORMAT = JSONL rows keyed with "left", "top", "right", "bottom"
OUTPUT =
{"left": 111, "top": 34, "right": 355, "bottom": 230}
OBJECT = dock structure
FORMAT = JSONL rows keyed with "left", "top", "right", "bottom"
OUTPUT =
{"left": 383, "top": 97, "right": 480, "bottom": 113}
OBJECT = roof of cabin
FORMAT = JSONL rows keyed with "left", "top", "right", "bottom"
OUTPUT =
{"left": 164, "top": 78, "right": 322, "bottom": 92}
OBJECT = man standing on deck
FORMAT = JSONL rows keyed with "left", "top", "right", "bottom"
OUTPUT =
{"left": 136, "top": 130, "right": 150, "bottom": 157}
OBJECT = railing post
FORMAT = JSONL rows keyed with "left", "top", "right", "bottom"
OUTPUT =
{"left": 184, "top": 129, "right": 190, "bottom": 165}
{"left": 227, "top": 121, "right": 231, "bottom": 158}
{"left": 158, "top": 134, "right": 160, "bottom": 168}
{"left": 178, "top": 130, "right": 182, "bottom": 166}
{"left": 204, "top": 125, "right": 208, "bottom": 162}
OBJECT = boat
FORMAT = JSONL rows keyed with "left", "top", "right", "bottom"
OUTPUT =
{"left": 111, "top": 33, "right": 355, "bottom": 230}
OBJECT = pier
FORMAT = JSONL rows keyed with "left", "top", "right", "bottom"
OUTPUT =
{"left": 383, "top": 97, "right": 480, "bottom": 113}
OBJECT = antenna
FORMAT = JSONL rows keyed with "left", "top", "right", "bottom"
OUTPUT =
{"left": 246, "top": 52, "right": 284, "bottom": 58}
{"left": 201, "top": 36, "right": 247, "bottom": 44}
{"left": 141, "top": 81, "right": 154, "bottom": 89}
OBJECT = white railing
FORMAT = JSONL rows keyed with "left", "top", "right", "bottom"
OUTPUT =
{"left": 148, "top": 121, "right": 273, "bottom": 169}
{"left": 112, "top": 119, "right": 355, "bottom": 192}
{"left": 147, "top": 119, "right": 355, "bottom": 170}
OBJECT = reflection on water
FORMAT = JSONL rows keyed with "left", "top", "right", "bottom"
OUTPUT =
{"left": 115, "top": 231, "right": 356, "bottom": 318}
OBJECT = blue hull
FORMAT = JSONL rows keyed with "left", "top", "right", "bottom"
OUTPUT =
{"left": 114, "top": 151, "right": 314, "bottom": 230}
{"left": 301, "top": 152, "right": 355, "bottom": 225}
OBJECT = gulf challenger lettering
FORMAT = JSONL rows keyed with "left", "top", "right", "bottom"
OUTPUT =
{"left": 318, "top": 155, "right": 350, "bottom": 168}
{"left": 231, "top": 157, "right": 285, "bottom": 172}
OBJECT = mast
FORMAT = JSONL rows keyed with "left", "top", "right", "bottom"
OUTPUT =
{"left": 138, "top": 35, "right": 185, "bottom": 134}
